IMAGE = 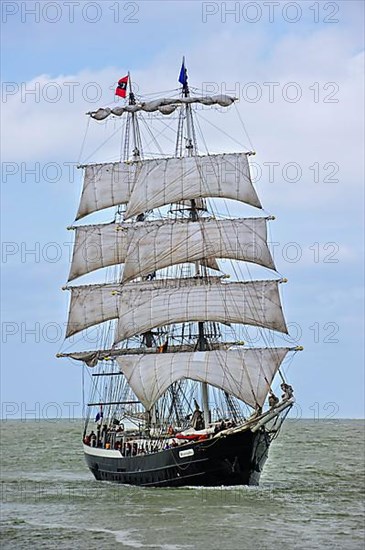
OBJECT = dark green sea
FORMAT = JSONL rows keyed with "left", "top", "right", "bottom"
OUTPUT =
{"left": 1, "top": 419, "right": 364, "bottom": 549}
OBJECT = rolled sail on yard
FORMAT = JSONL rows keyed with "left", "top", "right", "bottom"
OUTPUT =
{"left": 76, "top": 153, "right": 260, "bottom": 221}
{"left": 88, "top": 95, "right": 237, "bottom": 121}
{"left": 68, "top": 217, "right": 275, "bottom": 282}
{"left": 65, "top": 279, "right": 287, "bottom": 339}
{"left": 116, "top": 348, "right": 291, "bottom": 409}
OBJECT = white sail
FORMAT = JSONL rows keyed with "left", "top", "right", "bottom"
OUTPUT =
{"left": 65, "top": 279, "right": 287, "bottom": 339}
{"left": 115, "top": 279, "right": 287, "bottom": 342}
{"left": 124, "top": 153, "right": 261, "bottom": 219}
{"left": 122, "top": 217, "right": 275, "bottom": 282}
{"left": 67, "top": 221, "right": 221, "bottom": 282}
{"left": 68, "top": 218, "right": 275, "bottom": 282}
{"left": 65, "top": 283, "right": 121, "bottom": 338}
{"left": 116, "top": 348, "right": 291, "bottom": 409}
{"left": 89, "top": 95, "right": 237, "bottom": 121}
{"left": 76, "top": 162, "right": 136, "bottom": 220}
{"left": 76, "top": 153, "right": 260, "bottom": 221}
{"left": 68, "top": 223, "right": 129, "bottom": 281}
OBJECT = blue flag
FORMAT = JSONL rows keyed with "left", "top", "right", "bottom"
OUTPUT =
{"left": 178, "top": 58, "right": 188, "bottom": 89}
{"left": 95, "top": 405, "right": 103, "bottom": 422}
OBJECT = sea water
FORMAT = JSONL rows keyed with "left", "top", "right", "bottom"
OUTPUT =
{"left": 1, "top": 419, "right": 364, "bottom": 549}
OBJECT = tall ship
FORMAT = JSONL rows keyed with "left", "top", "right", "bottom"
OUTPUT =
{"left": 58, "top": 60, "right": 302, "bottom": 487}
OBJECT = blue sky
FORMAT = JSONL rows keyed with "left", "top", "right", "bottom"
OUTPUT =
{"left": 1, "top": 0, "right": 364, "bottom": 419}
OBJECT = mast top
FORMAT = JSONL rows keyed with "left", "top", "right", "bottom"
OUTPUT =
{"left": 127, "top": 71, "right": 136, "bottom": 105}
{"left": 178, "top": 56, "right": 189, "bottom": 97}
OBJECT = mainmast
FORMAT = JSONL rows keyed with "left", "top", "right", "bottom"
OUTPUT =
{"left": 128, "top": 72, "right": 142, "bottom": 161}
{"left": 178, "top": 57, "right": 210, "bottom": 427}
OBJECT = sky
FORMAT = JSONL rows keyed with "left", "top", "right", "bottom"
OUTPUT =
{"left": 1, "top": 0, "right": 364, "bottom": 420}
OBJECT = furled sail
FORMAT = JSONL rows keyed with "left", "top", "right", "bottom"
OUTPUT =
{"left": 68, "top": 217, "right": 275, "bottom": 282}
{"left": 65, "top": 279, "right": 287, "bottom": 339}
{"left": 88, "top": 95, "right": 237, "bottom": 121}
{"left": 76, "top": 153, "right": 260, "bottom": 221}
{"left": 56, "top": 342, "right": 236, "bottom": 366}
{"left": 116, "top": 348, "right": 291, "bottom": 409}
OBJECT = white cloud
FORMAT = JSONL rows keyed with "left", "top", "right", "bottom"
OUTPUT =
{"left": 3, "top": 28, "right": 363, "bottom": 202}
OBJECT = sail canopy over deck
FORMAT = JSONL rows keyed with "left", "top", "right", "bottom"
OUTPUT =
{"left": 76, "top": 153, "right": 260, "bottom": 220}
{"left": 116, "top": 348, "right": 291, "bottom": 409}
{"left": 68, "top": 217, "right": 275, "bottom": 282}
{"left": 65, "top": 278, "right": 288, "bottom": 340}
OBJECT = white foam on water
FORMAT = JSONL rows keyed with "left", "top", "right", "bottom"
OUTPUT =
{"left": 100, "top": 528, "right": 145, "bottom": 548}
{"left": 183, "top": 484, "right": 261, "bottom": 492}
{"left": 21, "top": 520, "right": 145, "bottom": 548}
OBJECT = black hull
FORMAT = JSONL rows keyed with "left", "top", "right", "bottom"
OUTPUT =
{"left": 84, "top": 429, "right": 271, "bottom": 487}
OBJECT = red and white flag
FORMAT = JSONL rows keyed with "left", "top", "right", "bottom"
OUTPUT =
{"left": 115, "top": 75, "right": 129, "bottom": 98}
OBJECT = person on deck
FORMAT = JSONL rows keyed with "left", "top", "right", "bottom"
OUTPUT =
{"left": 268, "top": 390, "right": 279, "bottom": 408}
{"left": 255, "top": 404, "right": 262, "bottom": 416}
{"left": 90, "top": 431, "right": 96, "bottom": 447}
{"left": 191, "top": 399, "right": 205, "bottom": 430}
{"left": 281, "top": 383, "right": 294, "bottom": 400}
